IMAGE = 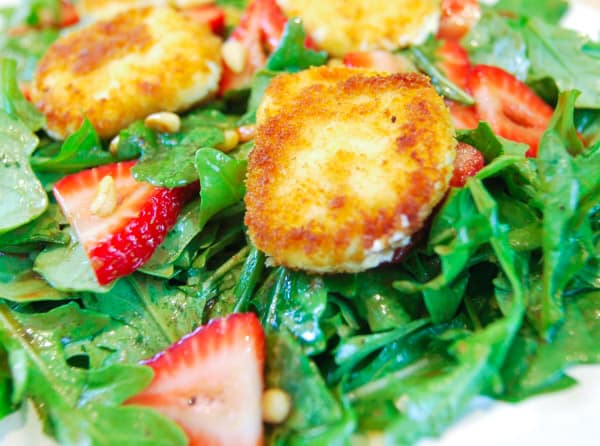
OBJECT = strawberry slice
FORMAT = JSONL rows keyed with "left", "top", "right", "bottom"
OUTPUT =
{"left": 450, "top": 142, "right": 485, "bottom": 187}
{"left": 218, "top": 0, "right": 288, "bottom": 94}
{"left": 436, "top": 39, "right": 470, "bottom": 90}
{"left": 343, "top": 50, "right": 414, "bottom": 73}
{"left": 447, "top": 100, "right": 479, "bottom": 130}
{"left": 181, "top": 4, "right": 226, "bottom": 35}
{"left": 128, "top": 313, "right": 265, "bottom": 446}
{"left": 53, "top": 161, "right": 195, "bottom": 285}
{"left": 437, "top": 0, "right": 481, "bottom": 40}
{"left": 468, "top": 65, "right": 554, "bottom": 157}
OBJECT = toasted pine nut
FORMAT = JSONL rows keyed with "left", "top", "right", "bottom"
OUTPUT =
{"left": 262, "top": 388, "right": 292, "bottom": 424}
{"left": 90, "top": 175, "right": 118, "bottom": 217}
{"left": 236, "top": 124, "right": 256, "bottom": 142}
{"left": 216, "top": 129, "right": 239, "bottom": 152}
{"left": 109, "top": 135, "right": 120, "bottom": 156}
{"left": 222, "top": 38, "right": 247, "bottom": 74}
{"left": 145, "top": 111, "right": 181, "bottom": 133}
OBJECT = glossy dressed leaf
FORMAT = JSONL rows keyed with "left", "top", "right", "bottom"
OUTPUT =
{"left": 0, "top": 204, "right": 68, "bottom": 249}
{"left": 141, "top": 199, "right": 203, "bottom": 273}
{"left": 31, "top": 118, "right": 116, "bottom": 173}
{"left": 531, "top": 130, "right": 600, "bottom": 336}
{"left": 0, "top": 110, "right": 47, "bottom": 233}
{"left": 265, "top": 330, "right": 345, "bottom": 442}
{"left": 1, "top": 28, "right": 58, "bottom": 82}
{"left": 462, "top": 9, "right": 530, "bottom": 81}
{"left": 0, "top": 58, "right": 44, "bottom": 131}
{"left": 33, "top": 229, "right": 111, "bottom": 293}
{"left": 195, "top": 147, "right": 247, "bottom": 228}
{"left": 0, "top": 303, "right": 186, "bottom": 446}
{"left": 521, "top": 18, "right": 600, "bottom": 108}
{"left": 132, "top": 126, "right": 224, "bottom": 187}
{"left": 78, "top": 275, "right": 205, "bottom": 366}
{"left": 254, "top": 268, "right": 328, "bottom": 354}
{"left": 0, "top": 253, "right": 68, "bottom": 302}
{"left": 502, "top": 291, "right": 600, "bottom": 400}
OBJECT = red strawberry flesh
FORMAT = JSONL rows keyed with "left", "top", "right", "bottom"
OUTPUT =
{"left": 53, "top": 161, "right": 195, "bottom": 285}
{"left": 468, "top": 65, "right": 554, "bottom": 157}
{"left": 128, "top": 313, "right": 265, "bottom": 446}
{"left": 450, "top": 142, "right": 485, "bottom": 187}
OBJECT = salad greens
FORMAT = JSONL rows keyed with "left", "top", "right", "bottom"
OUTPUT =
{"left": 0, "top": 1, "right": 599, "bottom": 445}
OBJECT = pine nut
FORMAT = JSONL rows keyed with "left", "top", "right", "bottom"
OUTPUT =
{"left": 262, "top": 388, "right": 292, "bottom": 424}
{"left": 222, "top": 38, "right": 247, "bottom": 74}
{"left": 145, "top": 111, "right": 181, "bottom": 133}
{"left": 90, "top": 175, "right": 118, "bottom": 217}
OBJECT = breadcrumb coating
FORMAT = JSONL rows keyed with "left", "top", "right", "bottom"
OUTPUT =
{"left": 245, "top": 66, "right": 456, "bottom": 273}
{"left": 276, "top": 0, "right": 440, "bottom": 57}
{"left": 31, "top": 6, "right": 221, "bottom": 139}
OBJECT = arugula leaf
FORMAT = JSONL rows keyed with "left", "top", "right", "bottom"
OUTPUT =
{"left": 195, "top": 147, "right": 247, "bottom": 228}
{"left": 132, "top": 127, "right": 225, "bottom": 187}
{"left": 458, "top": 122, "right": 529, "bottom": 162}
{"left": 462, "top": 9, "right": 530, "bottom": 81}
{"left": 531, "top": 130, "right": 599, "bottom": 336}
{"left": 33, "top": 229, "right": 111, "bottom": 293}
{"left": 0, "top": 302, "right": 187, "bottom": 446}
{"left": 372, "top": 305, "right": 522, "bottom": 444}
{"left": 31, "top": 118, "right": 117, "bottom": 172}
{"left": 266, "top": 19, "right": 328, "bottom": 72}
{"left": 0, "top": 57, "right": 44, "bottom": 131}
{"left": 502, "top": 291, "right": 600, "bottom": 401}
{"left": 494, "top": 0, "right": 569, "bottom": 24}
{"left": 521, "top": 18, "right": 600, "bottom": 108}
{"left": 547, "top": 90, "right": 585, "bottom": 155}
{"left": 0, "top": 109, "right": 47, "bottom": 234}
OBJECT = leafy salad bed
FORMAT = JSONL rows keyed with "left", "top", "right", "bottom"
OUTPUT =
{"left": 0, "top": 0, "right": 599, "bottom": 445}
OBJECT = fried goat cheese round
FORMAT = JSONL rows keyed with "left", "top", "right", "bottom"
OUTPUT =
{"left": 31, "top": 6, "right": 221, "bottom": 140}
{"left": 245, "top": 66, "right": 456, "bottom": 273}
{"left": 276, "top": 0, "right": 440, "bottom": 57}
{"left": 78, "top": 0, "right": 170, "bottom": 21}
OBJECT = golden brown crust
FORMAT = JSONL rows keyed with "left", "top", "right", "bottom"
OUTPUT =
{"left": 276, "top": 0, "right": 440, "bottom": 57}
{"left": 245, "top": 67, "right": 456, "bottom": 273}
{"left": 31, "top": 7, "right": 221, "bottom": 139}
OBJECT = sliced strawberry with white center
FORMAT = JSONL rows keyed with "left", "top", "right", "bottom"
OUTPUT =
{"left": 219, "top": 0, "right": 300, "bottom": 94}
{"left": 447, "top": 99, "right": 479, "bottom": 130}
{"left": 343, "top": 50, "right": 414, "bottom": 73}
{"left": 53, "top": 161, "right": 195, "bottom": 285}
{"left": 450, "top": 142, "right": 485, "bottom": 187}
{"left": 437, "top": 0, "right": 481, "bottom": 41}
{"left": 128, "top": 313, "right": 265, "bottom": 446}
{"left": 436, "top": 39, "right": 471, "bottom": 91}
{"left": 468, "top": 65, "right": 554, "bottom": 157}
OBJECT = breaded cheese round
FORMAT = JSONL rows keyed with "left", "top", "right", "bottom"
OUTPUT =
{"left": 31, "top": 7, "right": 221, "bottom": 139}
{"left": 276, "top": 0, "right": 440, "bottom": 57}
{"left": 245, "top": 66, "right": 456, "bottom": 273}
{"left": 78, "top": 0, "right": 216, "bottom": 21}
{"left": 78, "top": 0, "right": 170, "bottom": 20}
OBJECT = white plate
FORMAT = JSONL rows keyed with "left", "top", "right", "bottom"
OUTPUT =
{"left": 0, "top": 1, "right": 598, "bottom": 445}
